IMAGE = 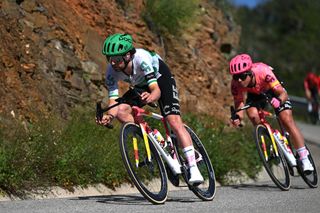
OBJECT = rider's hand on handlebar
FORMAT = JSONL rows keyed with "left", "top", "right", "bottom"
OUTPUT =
{"left": 270, "top": 97, "right": 281, "bottom": 109}
{"left": 140, "top": 91, "right": 153, "bottom": 104}
{"left": 96, "top": 114, "right": 114, "bottom": 126}
{"left": 230, "top": 117, "right": 241, "bottom": 127}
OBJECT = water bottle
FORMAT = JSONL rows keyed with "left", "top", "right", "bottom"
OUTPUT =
{"left": 153, "top": 129, "right": 167, "bottom": 148}
{"left": 282, "top": 136, "right": 296, "bottom": 166}
{"left": 273, "top": 130, "right": 296, "bottom": 166}
{"left": 152, "top": 129, "right": 180, "bottom": 174}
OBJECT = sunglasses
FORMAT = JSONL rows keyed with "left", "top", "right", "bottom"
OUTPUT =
{"left": 233, "top": 72, "right": 251, "bottom": 81}
{"left": 107, "top": 55, "right": 125, "bottom": 66}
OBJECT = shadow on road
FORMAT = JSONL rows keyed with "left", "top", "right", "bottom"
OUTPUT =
{"left": 73, "top": 194, "right": 150, "bottom": 205}
{"left": 72, "top": 194, "right": 201, "bottom": 205}
{"left": 228, "top": 182, "right": 310, "bottom": 191}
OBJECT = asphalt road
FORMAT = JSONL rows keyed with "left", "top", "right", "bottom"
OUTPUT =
{"left": 0, "top": 122, "right": 319, "bottom": 213}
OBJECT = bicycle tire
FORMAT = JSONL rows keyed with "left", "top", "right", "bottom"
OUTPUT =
{"left": 175, "top": 125, "right": 216, "bottom": 201}
{"left": 119, "top": 122, "right": 168, "bottom": 204}
{"left": 296, "top": 145, "right": 318, "bottom": 188}
{"left": 254, "top": 124, "right": 291, "bottom": 190}
{"left": 309, "top": 111, "right": 318, "bottom": 125}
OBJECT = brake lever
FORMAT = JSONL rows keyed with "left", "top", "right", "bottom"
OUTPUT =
{"left": 148, "top": 102, "right": 158, "bottom": 108}
{"left": 230, "top": 106, "right": 239, "bottom": 120}
{"left": 230, "top": 106, "right": 243, "bottom": 127}
{"left": 96, "top": 101, "right": 114, "bottom": 129}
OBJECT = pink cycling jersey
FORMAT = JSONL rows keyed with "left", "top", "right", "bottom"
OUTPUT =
{"left": 231, "top": 62, "right": 281, "bottom": 103}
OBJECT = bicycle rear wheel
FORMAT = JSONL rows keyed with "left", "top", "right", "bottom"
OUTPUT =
{"left": 309, "top": 101, "right": 319, "bottom": 124}
{"left": 175, "top": 125, "right": 216, "bottom": 201}
{"left": 254, "top": 124, "right": 290, "bottom": 190}
{"left": 119, "top": 122, "right": 168, "bottom": 204}
{"left": 296, "top": 145, "right": 318, "bottom": 188}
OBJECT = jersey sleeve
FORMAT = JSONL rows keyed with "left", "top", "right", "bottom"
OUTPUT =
{"left": 138, "top": 55, "right": 158, "bottom": 86}
{"left": 140, "top": 61, "right": 158, "bottom": 86}
{"left": 304, "top": 77, "right": 309, "bottom": 91}
{"left": 263, "top": 66, "right": 281, "bottom": 90}
{"left": 105, "top": 65, "right": 119, "bottom": 99}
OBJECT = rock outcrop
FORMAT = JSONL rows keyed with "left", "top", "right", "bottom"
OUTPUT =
{"left": 0, "top": 0, "right": 240, "bottom": 124}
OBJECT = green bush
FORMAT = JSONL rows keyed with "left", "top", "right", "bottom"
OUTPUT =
{"left": 183, "top": 114, "right": 261, "bottom": 184}
{"left": 0, "top": 107, "right": 261, "bottom": 196}
{"left": 143, "top": 0, "right": 200, "bottom": 35}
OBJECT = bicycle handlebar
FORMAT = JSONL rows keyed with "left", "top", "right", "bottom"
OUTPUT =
{"left": 232, "top": 92, "right": 272, "bottom": 114}
{"left": 96, "top": 101, "right": 114, "bottom": 129}
{"left": 230, "top": 92, "right": 275, "bottom": 127}
{"left": 95, "top": 87, "right": 158, "bottom": 129}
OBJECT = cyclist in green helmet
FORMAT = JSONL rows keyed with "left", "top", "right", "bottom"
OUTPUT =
{"left": 97, "top": 33, "right": 204, "bottom": 184}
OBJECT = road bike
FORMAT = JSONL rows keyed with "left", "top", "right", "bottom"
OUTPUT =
{"left": 96, "top": 88, "right": 216, "bottom": 204}
{"left": 231, "top": 95, "right": 318, "bottom": 190}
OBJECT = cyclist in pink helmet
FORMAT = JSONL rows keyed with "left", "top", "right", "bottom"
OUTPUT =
{"left": 229, "top": 53, "right": 314, "bottom": 173}
{"left": 229, "top": 53, "right": 252, "bottom": 75}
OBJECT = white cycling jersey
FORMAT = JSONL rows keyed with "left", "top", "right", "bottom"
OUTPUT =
{"left": 105, "top": 48, "right": 162, "bottom": 99}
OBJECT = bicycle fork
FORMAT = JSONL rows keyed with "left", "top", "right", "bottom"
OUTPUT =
{"left": 260, "top": 128, "right": 281, "bottom": 161}
{"left": 131, "top": 124, "right": 152, "bottom": 168}
{"left": 132, "top": 124, "right": 182, "bottom": 175}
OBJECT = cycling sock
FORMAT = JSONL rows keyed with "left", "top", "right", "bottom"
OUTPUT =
{"left": 297, "top": 146, "right": 309, "bottom": 160}
{"left": 183, "top": 146, "right": 197, "bottom": 168}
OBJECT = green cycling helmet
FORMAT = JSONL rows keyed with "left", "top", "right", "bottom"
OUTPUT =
{"left": 102, "top": 33, "right": 134, "bottom": 56}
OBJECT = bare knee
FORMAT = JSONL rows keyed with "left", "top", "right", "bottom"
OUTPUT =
{"left": 279, "top": 110, "right": 295, "bottom": 130}
{"left": 247, "top": 113, "right": 261, "bottom": 126}
{"left": 166, "top": 115, "right": 184, "bottom": 132}
{"left": 117, "top": 104, "right": 134, "bottom": 123}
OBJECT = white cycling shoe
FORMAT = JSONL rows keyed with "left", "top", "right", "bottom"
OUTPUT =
{"left": 188, "top": 166, "right": 204, "bottom": 185}
{"left": 302, "top": 158, "right": 314, "bottom": 173}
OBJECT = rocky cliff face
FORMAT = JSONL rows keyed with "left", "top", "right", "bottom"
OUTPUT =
{"left": 0, "top": 0, "right": 239, "bottom": 124}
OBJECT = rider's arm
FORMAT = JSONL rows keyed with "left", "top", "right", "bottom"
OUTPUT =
{"left": 141, "top": 82, "right": 161, "bottom": 103}
{"left": 304, "top": 78, "right": 312, "bottom": 100}
{"left": 230, "top": 81, "right": 245, "bottom": 127}
{"left": 272, "top": 84, "right": 288, "bottom": 104}
{"left": 99, "top": 66, "right": 119, "bottom": 125}
{"left": 106, "top": 98, "right": 118, "bottom": 118}
{"left": 138, "top": 54, "right": 161, "bottom": 103}
{"left": 234, "top": 100, "right": 245, "bottom": 120}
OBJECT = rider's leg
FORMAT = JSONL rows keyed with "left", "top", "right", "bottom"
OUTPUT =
{"left": 278, "top": 110, "right": 304, "bottom": 149}
{"left": 116, "top": 104, "right": 134, "bottom": 123}
{"left": 166, "top": 114, "right": 204, "bottom": 184}
{"left": 278, "top": 109, "right": 314, "bottom": 171}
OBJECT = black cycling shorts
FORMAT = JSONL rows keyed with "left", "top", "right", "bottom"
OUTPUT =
{"left": 246, "top": 91, "right": 292, "bottom": 115}
{"left": 134, "top": 59, "right": 180, "bottom": 117}
{"left": 157, "top": 59, "right": 180, "bottom": 116}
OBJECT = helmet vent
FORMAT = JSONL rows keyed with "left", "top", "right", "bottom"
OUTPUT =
{"left": 118, "top": 44, "right": 123, "bottom": 52}
{"left": 111, "top": 43, "right": 116, "bottom": 52}
{"left": 243, "top": 63, "right": 247, "bottom": 68}
{"left": 106, "top": 43, "right": 110, "bottom": 53}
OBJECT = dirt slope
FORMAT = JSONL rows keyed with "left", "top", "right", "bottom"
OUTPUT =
{"left": 0, "top": 0, "right": 240, "bottom": 124}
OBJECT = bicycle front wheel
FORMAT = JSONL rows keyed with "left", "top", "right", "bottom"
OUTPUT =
{"left": 254, "top": 124, "right": 290, "bottom": 190}
{"left": 180, "top": 125, "right": 216, "bottom": 201}
{"left": 119, "top": 122, "right": 168, "bottom": 204}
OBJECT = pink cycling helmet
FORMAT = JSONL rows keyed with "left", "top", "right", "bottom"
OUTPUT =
{"left": 229, "top": 54, "right": 253, "bottom": 74}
